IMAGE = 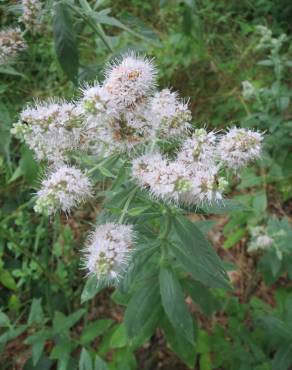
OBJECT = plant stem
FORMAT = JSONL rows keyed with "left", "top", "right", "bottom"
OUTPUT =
{"left": 118, "top": 186, "right": 139, "bottom": 224}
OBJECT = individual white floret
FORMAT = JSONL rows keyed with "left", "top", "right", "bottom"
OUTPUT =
{"left": 20, "top": 0, "right": 43, "bottom": 32}
{"left": 217, "top": 128, "right": 263, "bottom": 170}
{"left": 177, "top": 129, "right": 217, "bottom": 168}
{"left": 103, "top": 53, "right": 156, "bottom": 112}
{"left": 83, "top": 223, "right": 135, "bottom": 284}
{"left": 149, "top": 89, "right": 191, "bottom": 139}
{"left": 34, "top": 165, "right": 92, "bottom": 215}
{"left": 0, "top": 28, "right": 26, "bottom": 64}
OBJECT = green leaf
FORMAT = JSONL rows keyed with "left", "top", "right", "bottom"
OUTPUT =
{"left": 124, "top": 279, "right": 160, "bottom": 339}
{"left": 53, "top": 309, "right": 85, "bottom": 334}
{"left": 0, "top": 269, "right": 17, "bottom": 291}
{"left": 171, "top": 216, "right": 229, "bottom": 289}
{"left": 110, "top": 323, "right": 128, "bottom": 348}
{"left": 31, "top": 341, "right": 45, "bottom": 366}
{"left": 184, "top": 280, "right": 220, "bottom": 316}
{"left": 50, "top": 338, "right": 72, "bottom": 368}
{"left": 197, "top": 330, "right": 212, "bottom": 370}
{"left": 198, "top": 199, "right": 247, "bottom": 214}
{"left": 8, "top": 166, "right": 23, "bottom": 183}
{"left": 98, "top": 166, "right": 115, "bottom": 178}
{"left": 28, "top": 298, "right": 43, "bottom": 326}
{"left": 94, "top": 355, "right": 108, "bottom": 370}
{"left": 81, "top": 319, "right": 114, "bottom": 345}
{"left": 127, "top": 206, "right": 150, "bottom": 216}
{"left": 159, "top": 267, "right": 194, "bottom": 343}
{"left": 272, "top": 343, "right": 292, "bottom": 370}
{"left": 19, "top": 146, "right": 39, "bottom": 185}
{"left": 53, "top": 3, "right": 79, "bottom": 82}
{"left": 79, "top": 348, "right": 93, "bottom": 370}
{"left": 0, "top": 311, "right": 10, "bottom": 327}
{"left": 161, "top": 317, "right": 197, "bottom": 368}
{"left": 0, "top": 102, "right": 12, "bottom": 158}
{"left": 252, "top": 191, "right": 267, "bottom": 212}
{"left": 81, "top": 276, "right": 106, "bottom": 303}
{"left": 223, "top": 228, "right": 245, "bottom": 249}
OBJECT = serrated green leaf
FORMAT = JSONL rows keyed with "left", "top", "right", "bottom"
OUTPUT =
{"left": 0, "top": 269, "right": 17, "bottom": 291}
{"left": 171, "top": 216, "right": 229, "bottom": 289}
{"left": 159, "top": 267, "right": 194, "bottom": 343}
{"left": 53, "top": 309, "right": 85, "bottom": 333}
{"left": 199, "top": 199, "right": 247, "bottom": 214}
{"left": 94, "top": 355, "right": 108, "bottom": 370}
{"left": 81, "top": 276, "right": 106, "bottom": 303}
{"left": 79, "top": 348, "right": 93, "bottom": 370}
{"left": 184, "top": 280, "right": 220, "bottom": 315}
{"left": 81, "top": 319, "right": 113, "bottom": 345}
{"left": 124, "top": 279, "right": 160, "bottom": 339}
{"left": 53, "top": 3, "right": 79, "bottom": 82}
{"left": 28, "top": 298, "right": 43, "bottom": 326}
{"left": 161, "top": 317, "right": 196, "bottom": 369}
{"left": 110, "top": 323, "right": 128, "bottom": 348}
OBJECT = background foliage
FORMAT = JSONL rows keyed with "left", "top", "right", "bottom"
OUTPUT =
{"left": 0, "top": 0, "right": 292, "bottom": 369}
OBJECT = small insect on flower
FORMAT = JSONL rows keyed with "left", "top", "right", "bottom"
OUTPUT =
{"left": 34, "top": 165, "right": 92, "bottom": 215}
{"left": 0, "top": 27, "right": 26, "bottom": 65}
{"left": 83, "top": 223, "right": 135, "bottom": 284}
{"left": 149, "top": 89, "right": 191, "bottom": 139}
{"left": 104, "top": 53, "right": 157, "bottom": 112}
{"left": 20, "top": 0, "right": 43, "bottom": 32}
{"left": 217, "top": 127, "right": 263, "bottom": 170}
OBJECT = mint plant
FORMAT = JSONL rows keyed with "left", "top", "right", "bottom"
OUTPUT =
{"left": 10, "top": 52, "right": 265, "bottom": 366}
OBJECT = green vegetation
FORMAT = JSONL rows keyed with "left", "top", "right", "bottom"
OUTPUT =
{"left": 0, "top": 1, "right": 291, "bottom": 369}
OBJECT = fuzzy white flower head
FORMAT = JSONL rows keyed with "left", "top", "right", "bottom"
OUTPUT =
{"left": 132, "top": 153, "right": 191, "bottom": 202}
{"left": 248, "top": 226, "right": 274, "bottom": 253}
{"left": 104, "top": 53, "right": 156, "bottom": 112}
{"left": 34, "top": 165, "right": 92, "bottom": 215}
{"left": 181, "top": 166, "right": 228, "bottom": 205}
{"left": 217, "top": 128, "right": 263, "bottom": 170}
{"left": 177, "top": 128, "right": 217, "bottom": 168}
{"left": 0, "top": 27, "right": 26, "bottom": 64}
{"left": 12, "top": 100, "right": 84, "bottom": 162}
{"left": 242, "top": 80, "right": 257, "bottom": 101}
{"left": 149, "top": 89, "right": 191, "bottom": 139}
{"left": 83, "top": 223, "right": 135, "bottom": 284}
{"left": 80, "top": 83, "right": 112, "bottom": 117}
{"left": 21, "top": 0, "right": 43, "bottom": 32}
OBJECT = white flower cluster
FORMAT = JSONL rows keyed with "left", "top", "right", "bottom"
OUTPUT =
{"left": 217, "top": 128, "right": 263, "bottom": 170}
{"left": 248, "top": 226, "right": 274, "bottom": 253}
{"left": 80, "top": 53, "right": 191, "bottom": 152}
{"left": 34, "top": 165, "right": 92, "bottom": 215}
{"left": 12, "top": 100, "right": 83, "bottom": 163}
{"left": 255, "top": 25, "right": 287, "bottom": 51}
{"left": 83, "top": 223, "right": 134, "bottom": 284}
{"left": 0, "top": 27, "right": 26, "bottom": 64}
{"left": 13, "top": 53, "right": 192, "bottom": 160}
{"left": 12, "top": 53, "right": 264, "bottom": 283}
{"left": 20, "top": 0, "right": 43, "bottom": 32}
{"left": 132, "top": 127, "right": 262, "bottom": 205}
